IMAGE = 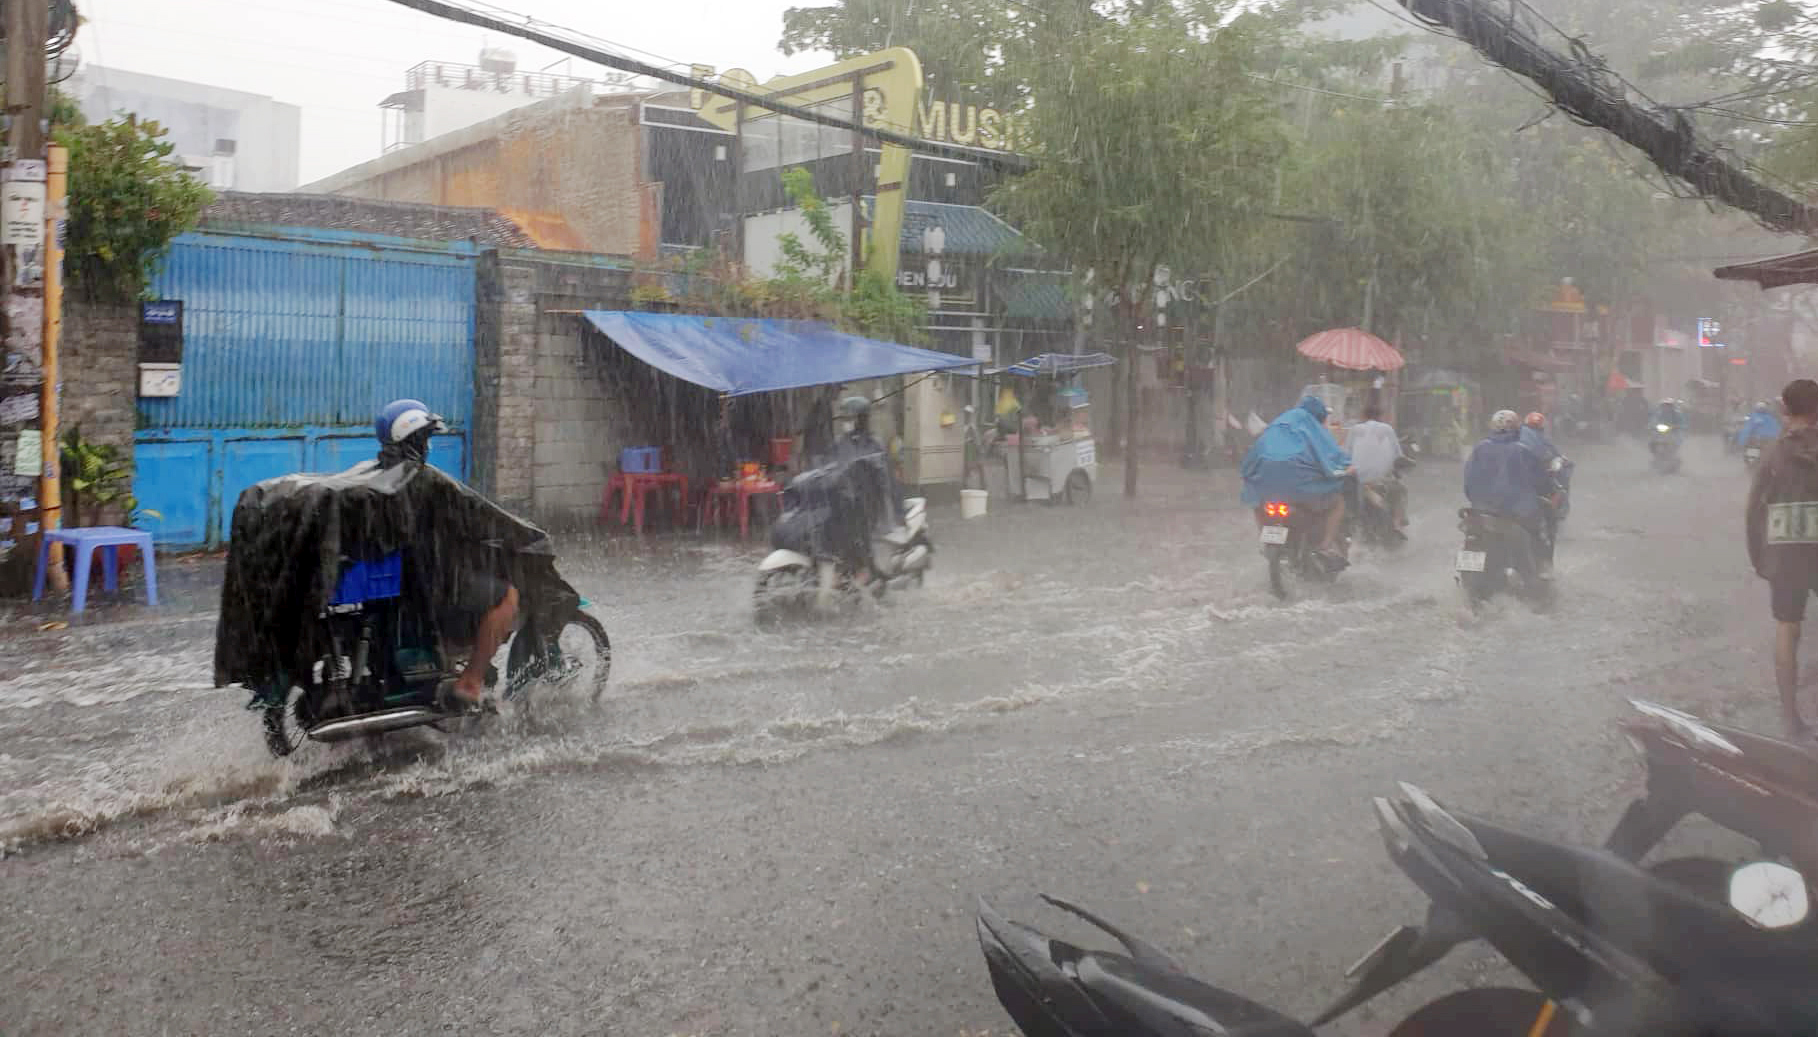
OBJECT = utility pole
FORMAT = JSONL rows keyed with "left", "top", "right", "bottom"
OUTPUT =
{"left": 5, "top": 0, "right": 60, "bottom": 587}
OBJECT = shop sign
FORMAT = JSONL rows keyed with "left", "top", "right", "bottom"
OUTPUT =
{"left": 911, "top": 98, "right": 1020, "bottom": 152}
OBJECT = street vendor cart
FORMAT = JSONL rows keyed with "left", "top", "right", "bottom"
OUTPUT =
{"left": 989, "top": 352, "right": 1114, "bottom": 505}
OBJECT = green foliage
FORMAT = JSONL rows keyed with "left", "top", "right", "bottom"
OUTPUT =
{"left": 995, "top": 3, "right": 1285, "bottom": 308}
{"left": 667, "top": 166, "right": 926, "bottom": 341}
{"left": 48, "top": 87, "right": 84, "bottom": 131}
{"left": 57, "top": 115, "right": 213, "bottom": 304}
{"left": 60, "top": 426, "right": 159, "bottom": 528}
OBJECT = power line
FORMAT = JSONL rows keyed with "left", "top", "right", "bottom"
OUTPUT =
{"left": 376, "top": 0, "right": 1032, "bottom": 169}
{"left": 1393, "top": 0, "right": 1818, "bottom": 234}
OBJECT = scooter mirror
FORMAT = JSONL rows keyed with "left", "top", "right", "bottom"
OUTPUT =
{"left": 1729, "top": 861, "right": 1810, "bottom": 929}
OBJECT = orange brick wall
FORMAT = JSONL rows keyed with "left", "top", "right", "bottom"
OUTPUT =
{"left": 327, "top": 104, "right": 645, "bottom": 257}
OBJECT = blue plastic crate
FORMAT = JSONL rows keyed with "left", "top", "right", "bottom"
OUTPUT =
{"left": 330, "top": 553, "right": 403, "bottom": 606}
{"left": 620, "top": 446, "right": 662, "bottom": 473}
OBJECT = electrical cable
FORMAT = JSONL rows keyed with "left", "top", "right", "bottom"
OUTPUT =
{"left": 377, "top": 0, "right": 1032, "bottom": 169}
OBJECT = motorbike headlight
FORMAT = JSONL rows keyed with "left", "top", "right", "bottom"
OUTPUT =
{"left": 1656, "top": 424, "right": 1671, "bottom": 433}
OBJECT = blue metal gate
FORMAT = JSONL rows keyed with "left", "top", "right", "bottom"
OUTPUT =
{"left": 133, "top": 227, "right": 477, "bottom": 547}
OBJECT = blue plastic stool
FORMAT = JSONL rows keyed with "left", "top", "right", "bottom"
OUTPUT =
{"left": 32, "top": 526, "right": 159, "bottom": 614}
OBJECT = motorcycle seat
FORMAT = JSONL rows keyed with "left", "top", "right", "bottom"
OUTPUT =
{"left": 1452, "top": 811, "right": 1818, "bottom": 1017}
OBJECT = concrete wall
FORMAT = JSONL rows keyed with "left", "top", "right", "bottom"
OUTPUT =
{"left": 473, "top": 251, "right": 634, "bottom": 523}
{"left": 307, "top": 93, "right": 647, "bottom": 257}
{"left": 60, "top": 303, "right": 139, "bottom": 523}
{"left": 74, "top": 66, "right": 302, "bottom": 192}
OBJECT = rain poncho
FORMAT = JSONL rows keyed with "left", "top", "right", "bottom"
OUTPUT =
{"left": 1240, "top": 397, "right": 1352, "bottom": 506}
{"left": 1518, "top": 426, "right": 1560, "bottom": 463}
{"left": 1464, "top": 429, "right": 1547, "bottom": 518}
{"left": 1739, "top": 410, "right": 1783, "bottom": 447}
{"left": 213, "top": 454, "right": 577, "bottom": 692}
{"left": 1651, "top": 403, "right": 1686, "bottom": 442}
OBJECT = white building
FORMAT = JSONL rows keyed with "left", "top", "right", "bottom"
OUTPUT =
{"left": 378, "top": 48, "right": 637, "bottom": 152}
{"left": 70, "top": 66, "right": 301, "bottom": 192}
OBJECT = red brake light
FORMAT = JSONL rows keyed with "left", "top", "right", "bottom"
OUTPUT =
{"left": 1265, "top": 502, "right": 1290, "bottom": 519}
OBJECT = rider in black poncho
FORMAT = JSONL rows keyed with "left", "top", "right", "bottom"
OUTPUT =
{"left": 214, "top": 400, "right": 576, "bottom": 707}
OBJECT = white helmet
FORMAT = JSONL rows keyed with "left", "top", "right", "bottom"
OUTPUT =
{"left": 1490, "top": 409, "right": 1521, "bottom": 433}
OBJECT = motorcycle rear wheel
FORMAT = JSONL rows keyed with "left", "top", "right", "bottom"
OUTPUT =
{"left": 1266, "top": 545, "right": 1289, "bottom": 599}
{"left": 261, "top": 685, "right": 313, "bottom": 758}
{"left": 1389, "top": 988, "right": 1573, "bottom": 1036}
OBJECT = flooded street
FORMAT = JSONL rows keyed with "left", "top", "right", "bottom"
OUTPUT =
{"left": 0, "top": 438, "right": 1779, "bottom": 1035}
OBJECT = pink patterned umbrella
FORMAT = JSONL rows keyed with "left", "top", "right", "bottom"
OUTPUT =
{"left": 1294, "top": 327, "right": 1405, "bottom": 372}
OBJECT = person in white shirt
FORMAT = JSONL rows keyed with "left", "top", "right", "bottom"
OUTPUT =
{"left": 1348, "top": 404, "right": 1408, "bottom": 537}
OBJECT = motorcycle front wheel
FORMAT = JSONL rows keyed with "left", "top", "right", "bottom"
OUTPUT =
{"left": 755, "top": 566, "right": 810, "bottom": 625}
{"left": 506, "top": 610, "right": 612, "bottom": 704}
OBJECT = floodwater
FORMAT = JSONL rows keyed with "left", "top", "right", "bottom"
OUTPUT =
{"left": 0, "top": 436, "right": 1778, "bottom": 1035}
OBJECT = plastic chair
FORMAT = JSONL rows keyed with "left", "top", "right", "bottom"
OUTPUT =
{"left": 33, "top": 526, "right": 159, "bottom": 613}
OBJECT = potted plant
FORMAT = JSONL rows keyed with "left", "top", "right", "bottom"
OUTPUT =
{"left": 60, "top": 426, "right": 160, "bottom": 567}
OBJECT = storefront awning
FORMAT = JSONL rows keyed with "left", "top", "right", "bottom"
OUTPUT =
{"left": 1714, "top": 248, "right": 1818, "bottom": 289}
{"left": 582, "top": 311, "right": 979, "bottom": 396}
{"left": 988, "top": 352, "right": 1118, "bottom": 377}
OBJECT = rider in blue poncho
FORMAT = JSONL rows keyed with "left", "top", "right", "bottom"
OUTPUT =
{"left": 1242, "top": 395, "right": 1354, "bottom": 563}
{"left": 1738, "top": 400, "right": 1783, "bottom": 450}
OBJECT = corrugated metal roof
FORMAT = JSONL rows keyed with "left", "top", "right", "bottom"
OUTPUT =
{"left": 1001, "top": 279, "right": 1070, "bottom": 324}
{"left": 858, "top": 198, "right": 1032, "bottom": 257}
{"left": 203, "top": 192, "right": 538, "bottom": 248}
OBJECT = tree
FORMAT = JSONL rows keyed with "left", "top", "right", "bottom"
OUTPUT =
{"left": 994, "top": 2, "right": 1287, "bottom": 497}
{"left": 57, "top": 115, "right": 213, "bottom": 304}
{"left": 661, "top": 166, "right": 926, "bottom": 342}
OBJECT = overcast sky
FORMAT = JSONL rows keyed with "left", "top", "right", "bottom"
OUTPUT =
{"left": 76, "top": 0, "right": 836, "bottom": 184}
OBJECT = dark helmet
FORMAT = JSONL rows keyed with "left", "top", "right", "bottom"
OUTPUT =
{"left": 837, "top": 395, "right": 872, "bottom": 419}
{"left": 376, "top": 398, "right": 447, "bottom": 446}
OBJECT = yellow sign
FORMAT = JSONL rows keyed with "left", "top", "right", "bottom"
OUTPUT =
{"left": 912, "top": 99, "right": 1019, "bottom": 152}
{"left": 689, "top": 49, "right": 925, "bottom": 278}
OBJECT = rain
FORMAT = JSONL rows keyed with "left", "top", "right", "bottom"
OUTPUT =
{"left": 7, "top": 0, "right": 1818, "bottom": 1034}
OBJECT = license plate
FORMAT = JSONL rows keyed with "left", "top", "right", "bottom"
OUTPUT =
{"left": 1456, "top": 550, "right": 1487, "bottom": 573}
{"left": 1260, "top": 525, "right": 1290, "bottom": 545}
{"left": 1746, "top": 448, "right": 1761, "bottom": 460}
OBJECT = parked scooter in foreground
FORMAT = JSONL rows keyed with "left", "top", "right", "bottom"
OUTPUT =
{"left": 1605, "top": 699, "right": 1818, "bottom": 885}
{"left": 1313, "top": 783, "right": 1816, "bottom": 1036}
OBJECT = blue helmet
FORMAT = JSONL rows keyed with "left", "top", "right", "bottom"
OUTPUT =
{"left": 375, "top": 398, "right": 447, "bottom": 446}
{"left": 1298, "top": 395, "right": 1329, "bottom": 423}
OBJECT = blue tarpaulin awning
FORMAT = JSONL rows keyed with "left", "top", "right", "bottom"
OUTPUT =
{"left": 582, "top": 311, "right": 979, "bottom": 396}
{"left": 989, "top": 352, "right": 1118, "bottom": 377}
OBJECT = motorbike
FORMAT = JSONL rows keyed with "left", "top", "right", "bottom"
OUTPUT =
{"left": 976, "top": 895, "right": 1319, "bottom": 1037}
{"left": 977, "top": 888, "right": 1583, "bottom": 1037}
{"left": 1312, "top": 783, "right": 1817, "bottom": 1036}
{"left": 1605, "top": 699, "right": 1818, "bottom": 885}
{"left": 1456, "top": 507, "right": 1549, "bottom": 607}
{"left": 1742, "top": 439, "right": 1766, "bottom": 469}
{"left": 1259, "top": 497, "right": 1346, "bottom": 599}
{"left": 253, "top": 550, "right": 610, "bottom": 756}
{"left": 217, "top": 461, "right": 611, "bottom": 758}
{"left": 755, "top": 460, "right": 932, "bottom": 620}
{"left": 1650, "top": 424, "right": 1683, "bottom": 474}
{"left": 1355, "top": 446, "right": 1418, "bottom": 549}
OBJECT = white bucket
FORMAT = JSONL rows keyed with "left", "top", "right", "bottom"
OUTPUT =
{"left": 960, "top": 489, "right": 988, "bottom": 519}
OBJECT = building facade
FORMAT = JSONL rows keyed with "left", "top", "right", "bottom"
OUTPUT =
{"left": 70, "top": 66, "right": 301, "bottom": 192}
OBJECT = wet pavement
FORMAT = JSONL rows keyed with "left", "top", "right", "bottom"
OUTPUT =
{"left": 0, "top": 437, "right": 1783, "bottom": 1035}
